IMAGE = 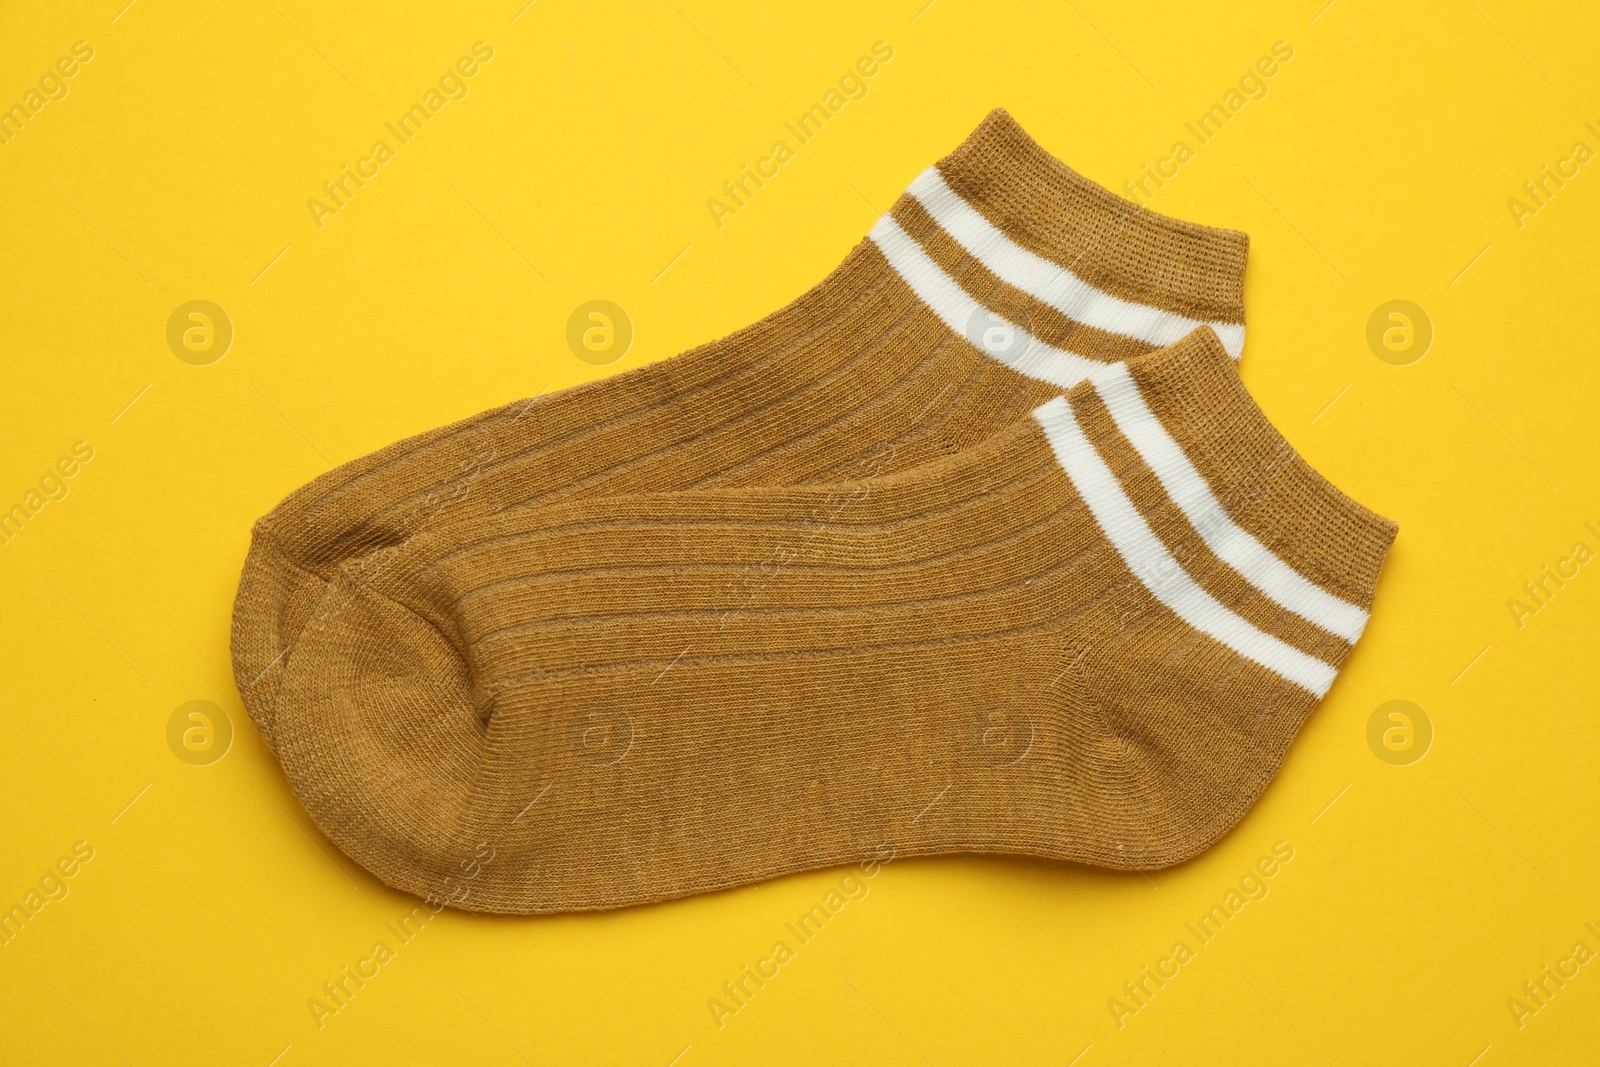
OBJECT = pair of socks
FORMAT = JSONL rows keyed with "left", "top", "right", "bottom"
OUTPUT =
{"left": 233, "top": 110, "right": 1395, "bottom": 913}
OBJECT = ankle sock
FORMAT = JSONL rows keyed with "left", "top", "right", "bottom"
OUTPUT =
{"left": 268, "top": 329, "right": 1395, "bottom": 913}
{"left": 233, "top": 108, "right": 1250, "bottom": 753}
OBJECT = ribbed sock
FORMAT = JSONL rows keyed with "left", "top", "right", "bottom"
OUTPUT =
{"left": 270, "top": 328, "right": 1395, "bottom": 912}
{"left": 233, "top": 108, "right": 1251, "bottom": 752}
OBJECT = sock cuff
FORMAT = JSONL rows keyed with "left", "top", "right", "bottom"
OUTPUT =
{"left": 1112, "top": 327, "right": 1397, "bottom": 621}
{"left": 1032, "top": 327, "right": 1395, "bottom": 699}
{"left": 933, "top": 108, "right": 1249, "bottom": 330}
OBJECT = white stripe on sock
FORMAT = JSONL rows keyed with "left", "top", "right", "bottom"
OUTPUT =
{"left": 1092, "top": 362, "right": 1369, "bottom": 643}
{"left": 1032, "top": 395, "right": 1337, "bottom": 698}
{"left": 869, "top": 214, "right": 1103, "bottom": 389}
{"left": 906, "top": 167, "right": 1246, "bottom": 360}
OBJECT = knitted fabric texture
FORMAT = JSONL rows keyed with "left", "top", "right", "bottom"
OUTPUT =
{"left": 232, "top": 108, "right": 1250, "bottom": 754}
{"left": 268, "top": 328, "right": 1396, "bottom": 913}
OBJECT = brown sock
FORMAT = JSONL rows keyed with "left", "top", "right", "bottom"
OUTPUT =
{"left": 233, "top": 108, "right": 1250, "bottom": 753}
{"left": 270, "top": 328, "right": 1395, "bottom": 913}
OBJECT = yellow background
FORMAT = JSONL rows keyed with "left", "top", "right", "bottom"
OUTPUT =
{"left": 2, "top": 1, "right": 1597, "bottom": 1063}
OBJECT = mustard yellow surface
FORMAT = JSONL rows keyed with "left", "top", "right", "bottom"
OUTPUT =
{"left": 3, "top": 1, "right": 1597, "bottom": 1063}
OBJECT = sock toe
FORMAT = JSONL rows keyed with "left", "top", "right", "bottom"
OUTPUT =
{"left": 271, "top": 572, "right": 488, "bottom": 903}
{"left": 231, "top": 525, "right": 337, "bottom": 753}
